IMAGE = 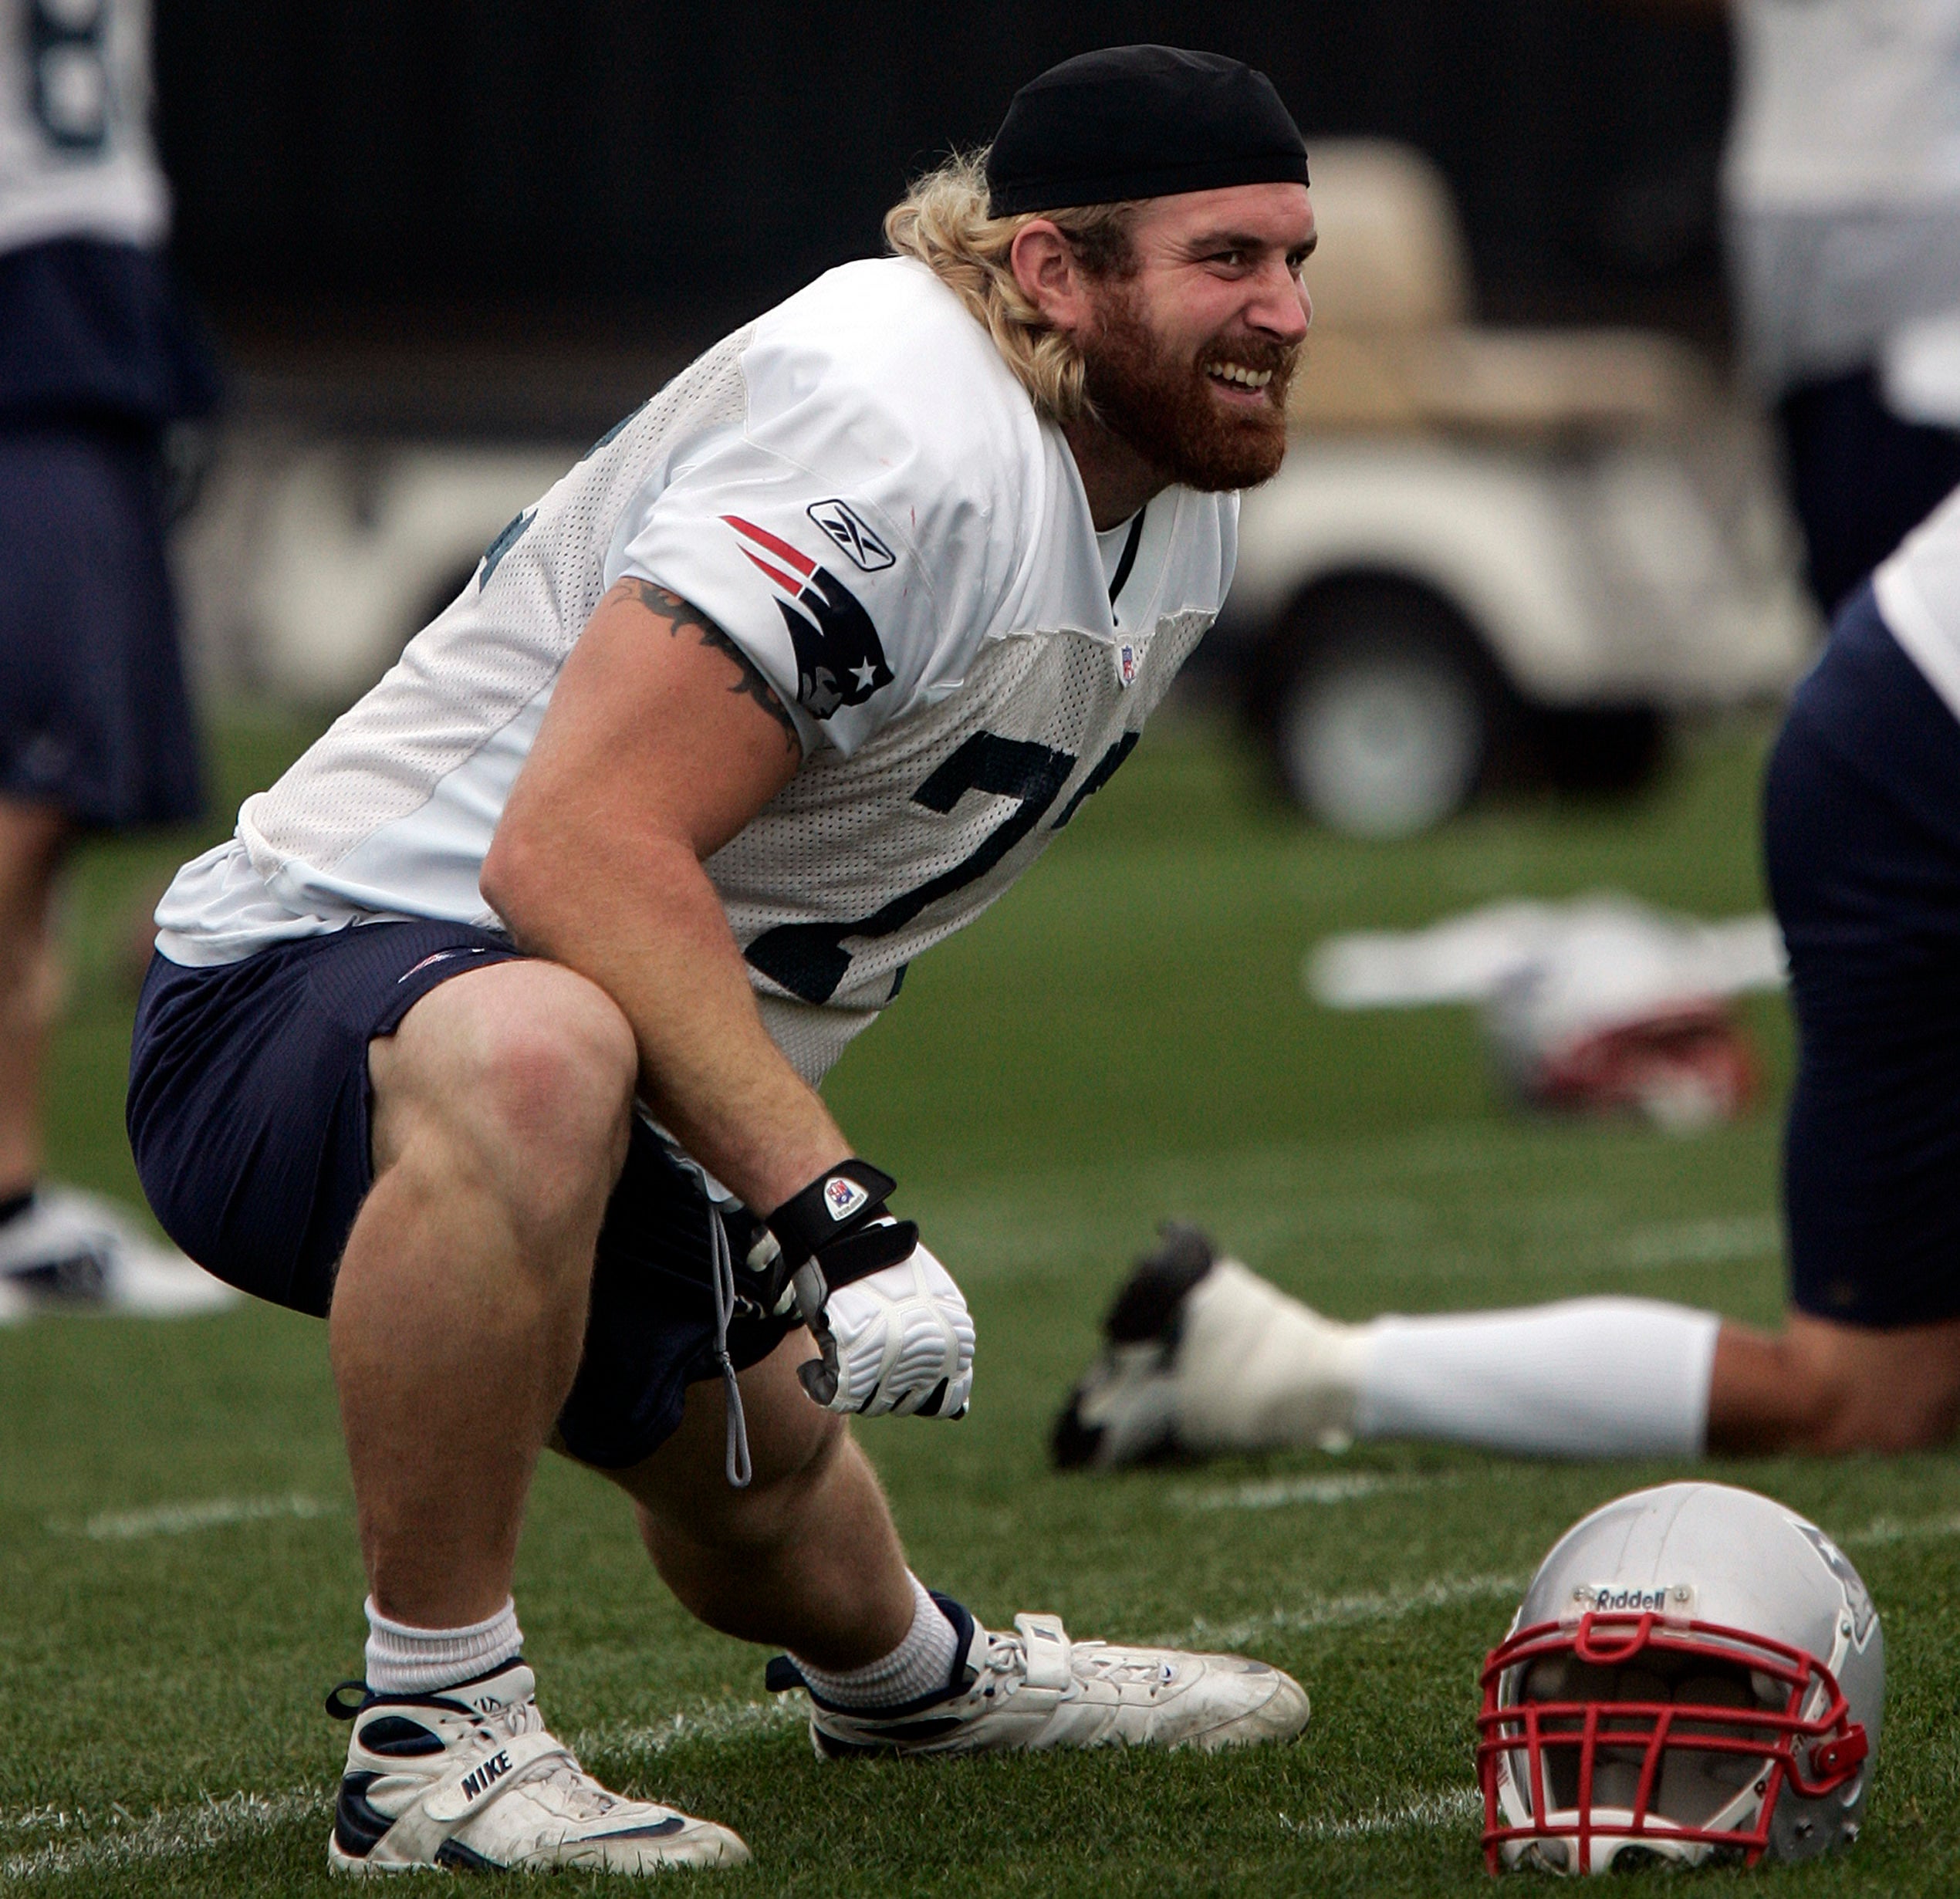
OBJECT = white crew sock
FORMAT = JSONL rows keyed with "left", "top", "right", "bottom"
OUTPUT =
{"left": 1353, "top": 1297, "right": 1722, "bottom": 1458}
{"left": 364, "top": 1596, "right": 525, "bottom": 1696}
{"left": 789, "top": 1573, "right": 958, "bottom": 1709}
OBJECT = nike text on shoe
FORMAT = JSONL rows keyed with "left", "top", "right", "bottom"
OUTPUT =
{"left": 325, "top": 1660, "right": 748, "bottom": 1874}
{"left": 768, "top": 1593, "right": 1308, "bottom": 1758}
{"left": 1052, "top": 1224, "right": 1363, "bottom": 1466}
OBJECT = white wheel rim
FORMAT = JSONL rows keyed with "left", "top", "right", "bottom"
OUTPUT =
{"left": 1282, "top": 652, "right": 1482, "bottom": 837}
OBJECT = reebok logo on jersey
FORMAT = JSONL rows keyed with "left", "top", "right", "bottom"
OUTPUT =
{"left": 724, "top": 515, "right": 894, "bottom": 720}
{"left": 806, "top": 499, "right": 895, "bottom": 572}
{"left": 823, "top": 1176, "right": 870, "bottom": 1222}
{"left": 459, "top": 1750, "right": 512, "bottom": 1802}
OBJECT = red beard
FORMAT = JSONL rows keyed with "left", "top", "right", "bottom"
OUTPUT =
{"left": 1079, "top": 282, "right": 1298, "bottom": 492}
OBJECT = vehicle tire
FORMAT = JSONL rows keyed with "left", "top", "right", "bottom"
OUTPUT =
{"left": 1255, "top": 579, "right": 1509, "bottom": 838}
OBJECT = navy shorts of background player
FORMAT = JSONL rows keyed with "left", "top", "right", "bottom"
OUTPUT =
{"left": 0, "top": 239, "right": 216, "bottom": 827}
{"left": 1763, "top": 582, "right": 1960, "bottom": 1327}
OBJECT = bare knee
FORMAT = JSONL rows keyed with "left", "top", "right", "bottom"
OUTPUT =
{"left": 1811, "top": 1375, "right": 1960, "bottom": 1453}
{"left": 1715, "top": 1315, "right": 1960, "bottom": 1453}
{"left": 372, "top": 960, "right": 637, "bottom": 1242}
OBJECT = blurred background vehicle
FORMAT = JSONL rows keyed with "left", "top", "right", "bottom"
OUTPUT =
{"left": 1216, "top": 140, "right": 1816, "bottom": 837}
{"left": 176, "top": 138, "right": 1816, "bottom": 806}
{"left": 179, "top": 429, "right": 583, "bottom": 705}
{"left": 157, "top": 1, "right": 1799, "bottom": 840}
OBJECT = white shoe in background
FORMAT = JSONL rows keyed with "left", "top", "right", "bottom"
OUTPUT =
{"left": 0, "top": 1187, "right": 238, "bottom": 1320}
{"left": 1053, "top": 1225, "right": 1363, "bottom": 1465}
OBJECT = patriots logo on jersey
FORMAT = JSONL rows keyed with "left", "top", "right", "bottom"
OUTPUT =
{"left": 724, "top": 515, "right": 894, "bottom": 719}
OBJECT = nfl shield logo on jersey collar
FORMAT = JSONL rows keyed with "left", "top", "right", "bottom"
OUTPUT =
{"left": 1117, "top": 640, "right": 1141, "bottom": 688}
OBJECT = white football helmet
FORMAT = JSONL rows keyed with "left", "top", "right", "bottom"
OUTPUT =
{"left": 1480, "top": 1482, "right": 1881, "bottom": 1875}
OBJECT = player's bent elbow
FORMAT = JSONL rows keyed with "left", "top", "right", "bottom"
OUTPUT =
{"left": 479, "top": 817, "right": 556, "bottom": 944}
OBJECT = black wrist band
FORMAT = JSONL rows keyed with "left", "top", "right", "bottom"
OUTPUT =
{"left": 765, "top": 1160, "right": 899, "bottom": 1272}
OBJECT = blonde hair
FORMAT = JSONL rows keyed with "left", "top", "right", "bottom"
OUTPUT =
{"left": 883, "top": 148, "right": 1141, "bottom": 424}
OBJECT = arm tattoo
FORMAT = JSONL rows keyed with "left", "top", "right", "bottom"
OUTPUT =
{"left": 620, "top": 577, "right": 801, "bottom": 754}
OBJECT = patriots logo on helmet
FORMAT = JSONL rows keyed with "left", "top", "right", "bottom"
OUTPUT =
{"left": 723, "top": 515, "right": 894, "bottom": 720}
{"left": 1793, "top": 1519, "right": 1879, "bottom": 1647}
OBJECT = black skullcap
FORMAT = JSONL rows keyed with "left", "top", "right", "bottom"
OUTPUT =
{"left": 985, "top": 46, "right": 1309, "bottom": 218}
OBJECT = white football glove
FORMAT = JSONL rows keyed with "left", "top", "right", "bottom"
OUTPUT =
{"left": 803, "top": 1240, "right": 974, "bottom": 1418}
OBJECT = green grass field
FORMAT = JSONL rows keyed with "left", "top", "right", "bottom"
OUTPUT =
{"left": 5, "top": 711, "right": 1958, "bottom": 1894}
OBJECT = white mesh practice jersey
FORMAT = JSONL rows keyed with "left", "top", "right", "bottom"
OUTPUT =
{"left": 0, "top": 0, "right": 167, "bottom": 255}
{"left": 1726, "top": 0, "right": 1960, "bottom": 212}
{"left": 156, "top": 258, "right": 1237, "bottom": 1084}
{"left": 1874, "top": 482, "right": 1960, "bottom": 727}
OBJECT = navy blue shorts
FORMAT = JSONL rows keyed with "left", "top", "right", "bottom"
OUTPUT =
{"left": 127, "top": 920, "right": 796, "bottom": 1468}
{"left": 0, "top": 419, "right": 201, "bottom": 826}
{"left": 1763, "top": 584, "right": 1960, "bottom": 1326}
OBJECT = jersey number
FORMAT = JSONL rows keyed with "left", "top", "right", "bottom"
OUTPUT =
{"left": 742, "top": 729, "right": 1137, "bottom": 1005}
{"left": 32, "top": 0, "right": 110, "bottom": 154}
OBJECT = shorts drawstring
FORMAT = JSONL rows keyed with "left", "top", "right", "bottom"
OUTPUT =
{"left": 693, "top": 1163, "right": 753, "bottom": 1489}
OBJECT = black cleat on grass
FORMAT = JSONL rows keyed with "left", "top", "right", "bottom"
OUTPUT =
{"left": 1050, "top": 1223, "right": 1217, "bottom": 1468}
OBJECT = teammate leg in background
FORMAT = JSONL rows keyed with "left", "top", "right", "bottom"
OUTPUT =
{"left": 1060, "top": 505, "right": 1960, "bottom": 1468}
{"left": 0, "top": 416, "right": 234, "bottom": 1320}
{"left": 1055, "top": 1227, "right": 1960, "bottom": 1465}
{"left": 0, "top": 796, "right": 66, "bottom": 1205}
{"left": 2, "top": 0, "right": 231, "bottom": 1317}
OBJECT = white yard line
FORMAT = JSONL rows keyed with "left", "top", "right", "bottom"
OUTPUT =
{"left": 573, "top": 1695, "right": 804, "bottom": 1759}
{"left": 2, "top": 1789, "right": 327, "bottom": 1881}
{"left": 1172, "top": 1471, "right": 1454, "bottom": 1512}
{"left": 1, "top": 1776, "right": 1482, "bottom": 1880}
{"left": 1617, "top": 1214, "right": 1779, "bottom": 1270}
{"left": 1843, "top": 1510, "right": 1960, "bottom": 1548}
{"left": 1161, "top": 1571, "right": 1527, "bottom": 1651}
{"left": 47, "top": 1493, "right": 337, "bottom": 1541}
{"left": 0, "top": 1699, "right": 802, "bottom": 1880}
{"left": 1277, "top": 1786, "right": 1482, "bottom": 1840}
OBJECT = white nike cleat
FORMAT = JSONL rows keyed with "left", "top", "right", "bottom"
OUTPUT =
{"left": 769, "top": 1595, "right": 1308, "bottom": 1758}
{"left": 0, "top": 1188, "right": 238, "bottom": 1320}
{"left": 1052, "top": 1225, "right": 1363, "bottom": 1467}
{"left": 326, "top": 1661, "right": 749, "bottom": 1874}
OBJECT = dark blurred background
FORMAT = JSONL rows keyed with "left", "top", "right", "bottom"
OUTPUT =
{"left": 158, "top": 0, "right": 1804, "bottom": 823}
{"left": 157, "top": 0, "right": 1732, "bottom": 382}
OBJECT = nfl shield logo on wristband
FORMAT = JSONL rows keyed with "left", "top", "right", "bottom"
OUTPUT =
{"left": 824, "top": 1176, "right": 870, "bottom": 1222}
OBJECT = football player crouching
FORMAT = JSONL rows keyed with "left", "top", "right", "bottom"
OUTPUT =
{"left": 127, "top": 46, "right": 1316, "bottom": 1875}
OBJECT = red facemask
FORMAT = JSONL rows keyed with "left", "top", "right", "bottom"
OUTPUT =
{"left": 1478, "top": 1609, "right": 1870, "bottom": 1875}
